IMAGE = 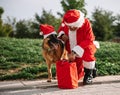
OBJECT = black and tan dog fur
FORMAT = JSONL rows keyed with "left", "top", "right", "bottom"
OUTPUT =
{"left": 42, "top": 34, "right": 68, "bottom": 82}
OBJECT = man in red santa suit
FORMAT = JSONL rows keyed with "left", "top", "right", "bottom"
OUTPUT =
{"left": 58, "top": 9, "right": 99, "bottom": 85}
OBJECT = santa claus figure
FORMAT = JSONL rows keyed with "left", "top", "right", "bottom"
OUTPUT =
{"left": 58, "top": 9, "right": 99, "bottom": 85}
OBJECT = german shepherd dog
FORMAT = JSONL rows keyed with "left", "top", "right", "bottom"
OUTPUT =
{"left": 42, "top": 34, "right": 68, "bottom": 82}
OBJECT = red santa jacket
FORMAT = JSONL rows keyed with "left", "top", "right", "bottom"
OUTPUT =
{"left": 58, "top": 18, "right": 97, "bottom": 58}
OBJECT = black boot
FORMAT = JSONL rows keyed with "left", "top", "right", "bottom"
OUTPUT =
{"left": 93, "top": 67, "right": 97, "bottom": 78}
{"left": 83, "top": 68, "right": 93, "bottom": 85}
{"left": 93, "top": 63, "right": 97, "bottom": 78}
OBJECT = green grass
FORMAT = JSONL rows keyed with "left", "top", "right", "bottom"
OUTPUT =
{"left": 0, "top": 37, "right": 43, "bottom": 63}
{"left": 0, "top": 37, "right": 120, "bottom": 80}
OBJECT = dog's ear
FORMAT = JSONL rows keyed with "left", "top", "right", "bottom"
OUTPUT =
{"left": 49, "top": 34, "right": 57, "bottom": 39}
{"left": 42, "top": 38, "right": 51, "bottom": 49}
{"left": 53, "top": 34, "right": 57, "bottom": 38}
{"left": 49, "top": 34, "right": 58, "bottom": 42}
{"left": 47, "top": 34, "right": 59, "bottom": 48}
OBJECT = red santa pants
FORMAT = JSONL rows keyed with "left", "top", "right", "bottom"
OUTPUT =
{"left": 74, "top": 45, "right": 96, "bottom": 79}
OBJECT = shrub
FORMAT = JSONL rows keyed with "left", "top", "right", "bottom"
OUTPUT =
{"left": 0, "top": 38, "right": 120, "bottom": 80}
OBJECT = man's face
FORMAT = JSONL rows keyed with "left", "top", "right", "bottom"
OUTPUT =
{"left": 68, "top": 26, "right": 78, "bottom": 31}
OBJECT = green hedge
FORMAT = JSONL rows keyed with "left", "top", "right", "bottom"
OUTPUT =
{"left": 95, "top": 42, "right": 120, "bottom": 75}
{"left": 0, "top": 37, "right": 120, "bottom": 80}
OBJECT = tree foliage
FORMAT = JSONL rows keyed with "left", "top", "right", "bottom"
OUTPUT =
{"left": 14, "top": 20, "right": 39, "bottom": 38}
{"left": 32, "top": 9, "right": 61, "bottom": 38}
{"left": 15, "top": 20, "right": 29, "bottom": 38}
{"left": 114, "top": 14, "right": 120, "bottom": 37}
{"left": 92, "top": 8, "right": 116, "bottom": 41}
{"left": 0, "top": 7, "right": 4, "bottom": 18}
{"left": 0, "top": 7, "right": 13, "bottom": 37}
{"left": 58, "top": 0, "right": 87, "bottom": 17}
{"left": 0, "top": 3, "right": 120, "bottom": 40}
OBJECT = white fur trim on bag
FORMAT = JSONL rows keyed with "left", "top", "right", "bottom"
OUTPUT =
{"left": 44, "top": 31, "right": 57, "bottom": 39}
{"left": 72, "top": 45, "right": 84, "bottom": 58}
{"left": 57, "top": 31, "right": 65, "bottom": 37}
{"left": 83, "top": 60, "right": 95, "bottom": 69}
{"left": 65, "top": 11, "right": 85, "bottom": 28}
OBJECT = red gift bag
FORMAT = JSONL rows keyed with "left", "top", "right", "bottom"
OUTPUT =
{"left": 56, "top": 60, "right": 78, "bottom": 89}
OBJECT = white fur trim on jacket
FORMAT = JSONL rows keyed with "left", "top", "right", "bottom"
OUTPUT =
{"left": 72, "top": 45, "right": 84, "bottom": 58}
{"left": 83, "top": 60, "right": 95, "bottom": 69}
{"left": 65, "top": 11, "right": 85, "bottom": 28}
{"left": 93, "top": 41, "right": 100, "bottom": 49}
{"left": 57, "top": 31, "right": 65, "bottom": 37}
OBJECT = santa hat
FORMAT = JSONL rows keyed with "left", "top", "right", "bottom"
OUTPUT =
{"left": 63, "top": 9, "right": 85, "bottom": 28}
{"left": 40, "top": 24, "right": 57, "bottom": 38}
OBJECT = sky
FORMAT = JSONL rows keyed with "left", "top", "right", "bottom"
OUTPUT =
{"left": 0, "top": 0, "right": 120, "bottom": 21}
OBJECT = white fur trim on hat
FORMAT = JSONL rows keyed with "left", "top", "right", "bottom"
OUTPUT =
{"left": 39, "top": 32, "right": 43, "bottom": 35}
{"left": 83, "top": 60, "right": 95, "bottom": 69}
{"left": 65, "top": 11, "right": 85, "bottom": 28}
{"left": 61, "top": 23, "right": 65, "bottom": 27}
{"left": 44, "top": 31, "right": 57, "bottom": 39}
{"left": 72, "top": 45, "right": 84, "bottom": 58}
{"left": 57, "top": 31, "right": 65, "bottom": 37}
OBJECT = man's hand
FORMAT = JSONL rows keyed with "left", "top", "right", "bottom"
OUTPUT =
{"left": 68, "top": 51, "right": 76, "bottom": 62}
{"left": 61, "top": 34, "right": 68, "bottom": 43}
